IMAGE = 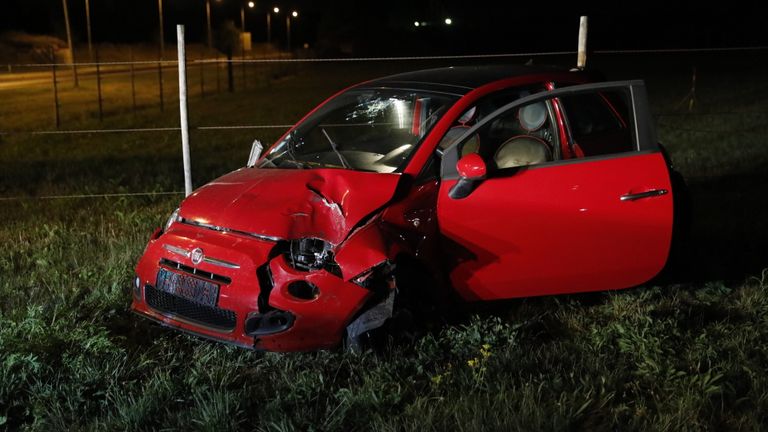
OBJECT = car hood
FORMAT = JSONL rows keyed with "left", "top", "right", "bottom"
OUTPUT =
{"left": 179, "top": 168, "right": 401, "bottom": 245}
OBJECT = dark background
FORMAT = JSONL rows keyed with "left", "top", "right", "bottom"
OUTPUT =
{"left": 1, "top": 0, "right": 766, "bottom": 55}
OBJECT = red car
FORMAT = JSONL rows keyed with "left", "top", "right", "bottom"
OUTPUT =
{"left": 131, "top": 65, "right": 677, "bottom": 351}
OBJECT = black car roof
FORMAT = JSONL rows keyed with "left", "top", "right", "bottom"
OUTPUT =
{"left": 360, "top": 64, "right": 586, "bottom": 96}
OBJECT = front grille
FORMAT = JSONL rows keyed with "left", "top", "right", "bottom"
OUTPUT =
{"left": 159, "top": 258, "right": 231, "bottom": 285}
{"left": 145, "top": 284, "right": 237, "bottom": 331}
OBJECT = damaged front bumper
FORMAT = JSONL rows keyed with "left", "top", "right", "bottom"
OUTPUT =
{"left": 131, "top": 222, "right": 390, "bottom": 351}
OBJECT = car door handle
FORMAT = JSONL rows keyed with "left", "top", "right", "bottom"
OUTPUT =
{"left": 620, "top": 189, "right": 668, "bottom": 201}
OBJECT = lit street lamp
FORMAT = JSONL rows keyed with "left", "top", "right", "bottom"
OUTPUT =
{"left": 241, "top": 1, "right": 256, "bottom": 32}
{"left": 267, "top": 6, "right": 279, "bottom": 44}
{"left": 286, "top": 10, "right": 297, "bottom": 50}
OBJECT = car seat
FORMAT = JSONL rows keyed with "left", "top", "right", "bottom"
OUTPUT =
{"left": 493, "top": 102, "right": 553, "bottom": 169}
{"left": 437, "top": 106, "right": 480, "bottom": 156}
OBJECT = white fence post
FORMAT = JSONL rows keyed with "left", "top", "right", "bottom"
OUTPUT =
{"left": 177, "top": 25, "right": 193, "bottom": 196}
{"left": 577, "top": 16, "right": 588, "bottom": 70}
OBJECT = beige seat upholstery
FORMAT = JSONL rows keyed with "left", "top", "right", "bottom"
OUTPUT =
{"left": 438, "top": 106, "right": 480, "bottom": 156}
{"left": 494, "top": 136, "right": 552, "bottom": 169}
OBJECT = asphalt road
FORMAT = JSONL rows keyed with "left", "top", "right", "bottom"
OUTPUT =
{"left": 0, "top": 64, "right": 178, "bottom": 90}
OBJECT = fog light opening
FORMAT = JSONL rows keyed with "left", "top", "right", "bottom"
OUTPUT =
{"left": 269, "top": 315, "right": 288, "bottom": 327}
{"left": 287, "top": 281, "right": 319, "bottom": 301}
{"left": 245, "top": 310, "right": 295, "bottom": 336}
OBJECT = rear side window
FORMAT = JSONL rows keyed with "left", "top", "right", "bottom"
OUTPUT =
{"left": 559, "top": 91, "right": 634, "bottom": 157}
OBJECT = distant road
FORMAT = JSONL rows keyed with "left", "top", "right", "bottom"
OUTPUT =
{"left": 0, "top": 63, "right": 178, "bottom": 90}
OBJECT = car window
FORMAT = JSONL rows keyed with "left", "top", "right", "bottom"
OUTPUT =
{"left": 452, "top": 99, "right": 560, "bottom": 173}
{"left": 437, "top": 86, "right": 545, "bottom": 153}
{"left": 558, "top": 90, "right": 635, "bottom": 157}
{"left": 259, "top": 89, "right": 457, "bottom": 173}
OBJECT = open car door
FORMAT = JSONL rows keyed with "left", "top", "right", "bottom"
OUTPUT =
{"left": 437, "top": 81, "right": 673, "bottom": 301}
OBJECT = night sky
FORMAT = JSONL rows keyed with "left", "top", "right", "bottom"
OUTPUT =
{"left": 1, "top": 1, "right": 765, "bottom": 55}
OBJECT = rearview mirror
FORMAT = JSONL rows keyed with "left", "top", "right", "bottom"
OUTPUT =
{"left": 449, "top": 153, "right": 487, "bottom": 199}
{"left": 247, "top": 140, "right": 263, "bottom": 168}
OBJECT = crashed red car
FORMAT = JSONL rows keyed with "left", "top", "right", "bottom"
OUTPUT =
{"left": 131, "top": 65, "right": 677, "bottom": 351}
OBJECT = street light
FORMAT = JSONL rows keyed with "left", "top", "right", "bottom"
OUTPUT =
{"left": 286, "top": 10, "right": 298, "bottom": 50}
{"left": 241, "top": 1, "right": 256, "bottom": 32}
{"left": 202, "top": 0, "right": 226, "bottom": 51}
{"left": 157, "top": 0, "right": 164, "bottom": 58}
{"left": 205, "top": 0, "right": 218, "bottom": 50}
{"left": 267, "top": 6, "right": 279, "bottom": 44}
{"left": 444, "top": 17, "right": 452, "bottom": 25}
{"left": 60, "top": 0, "right": 79, "bottom": 86}
{"left": 85, "top": 0, "right": 93, "bottom": 61}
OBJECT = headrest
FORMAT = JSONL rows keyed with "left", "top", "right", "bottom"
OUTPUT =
{"left": 518, "top": 102, "right": 547, "bottom": 132}
{"left": 457, "top": 106, "right": 477, "bottom": 125}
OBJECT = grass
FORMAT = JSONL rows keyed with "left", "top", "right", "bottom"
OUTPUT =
{"left": 1, "top": 51, "right": 767, "bottom": 430}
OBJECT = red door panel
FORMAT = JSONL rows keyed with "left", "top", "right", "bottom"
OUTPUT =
{"left": 438, "top": 152, "right": 673, "bottom": 301}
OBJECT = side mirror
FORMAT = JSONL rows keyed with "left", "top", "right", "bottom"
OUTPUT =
{"left": 247, "top": 140, "right": 263, "bottom": 168}
{"left": 449, "top": 153, "right": 487, "bottom": 199}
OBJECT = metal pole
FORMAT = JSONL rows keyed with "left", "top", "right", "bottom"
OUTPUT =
{"left": 158, "top": 0, "right": 165, "bottom": 58}
{"left": 577, "top": 16, "right": 588, "bottom": 70}
{"left": 61, "top": 0, "right": 79, "bottom": 87}
{"left": 95, "top": 49, "right": 103, "bottom": 121}
{"left": 85, "top": 0, "right": 93, "bottom": 62}
{"left": 129, "top": 48, "right": 137, "bottom": 113}
{"left": 206, "top": 0, "right": 213, "bottom": 50}
{"left": 177, "top": 25, "right": 193, "bottom": 197}
{"left": 286, "top": 16, "right": 291, "bottom": 51}
{"left": 200, "top": 47, "right": 205, "bottom": 97}
{"left": 216, "top": 52, "right": 221, "bottom": 92}
{"left": 241, "top": 43, "right": 246, "bottom": 90}
{"left": 267, "top": 13, "right": 271, "bottom": 44}
{"left": 241, "top": 7, "right": 245, "bottom": 31}
{"left": 158, "top": 60, "right": 164, "bottom": 112}
{"left": 226, "top": 50, "right": 234, "bottom": 92}
{"left": 51, "top": 50, "right": 61, "bottom": 129}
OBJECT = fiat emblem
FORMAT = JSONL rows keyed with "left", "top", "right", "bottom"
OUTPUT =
{"left": 190, "top": 248, "right": 204, "bottom": 265}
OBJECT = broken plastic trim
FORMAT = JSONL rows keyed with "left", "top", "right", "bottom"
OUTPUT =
{"left": 350, "top": 260, "right": 395, "bottom": 292}
{"left": 345, "top": 288, "right": 396, "bottom": 351}
{"left": 256, "top": 263, "right": 275, "bottom": 313}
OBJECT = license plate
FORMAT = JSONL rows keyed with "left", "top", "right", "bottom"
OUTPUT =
{"left": 156, "top": 268, "right": 220, "bottom": 307}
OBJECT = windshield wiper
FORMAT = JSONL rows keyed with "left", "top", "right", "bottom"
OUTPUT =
{"left": 321, "top": 128, "right": 351, "bottom": 169}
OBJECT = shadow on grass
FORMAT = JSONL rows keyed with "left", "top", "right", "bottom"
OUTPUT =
{"left": 669, "top": 169, "right": 768, "bottom": 283}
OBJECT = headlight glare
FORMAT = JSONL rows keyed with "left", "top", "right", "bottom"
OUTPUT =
{"left": 164, "top": 208, "right": 181, "bottom": 232}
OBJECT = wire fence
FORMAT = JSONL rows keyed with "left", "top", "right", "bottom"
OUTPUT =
{"left": 1, "top": 46, "right": 767, "bottom": 201}
{"left": 2, "top": 46, "right": 767, "bottom": 132}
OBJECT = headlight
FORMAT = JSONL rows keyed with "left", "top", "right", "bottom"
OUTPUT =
{"left": 133, "top": 276, "right": 142, "bottom": 299}
{"left": 164, "top": 208, "right": 181, "bottom": 232}
{"left": 283, "top": 238, "right": 341, "bottom": 276}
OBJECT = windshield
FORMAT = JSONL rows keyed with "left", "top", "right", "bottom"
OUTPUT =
{"left": 258, "top": 89, "right": 458, "bottom": 173}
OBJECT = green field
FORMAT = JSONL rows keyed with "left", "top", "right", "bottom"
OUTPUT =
{"left": 1, "top": 51, "right": 767, "bottom": 430}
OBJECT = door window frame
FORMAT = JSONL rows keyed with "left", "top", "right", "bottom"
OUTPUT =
{"left": 439, "top": 80, "right": 658, "bottom": 180}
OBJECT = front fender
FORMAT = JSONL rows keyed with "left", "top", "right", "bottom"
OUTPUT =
{"left": 335, "top": 219, "right": 392, "bottom": 280}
